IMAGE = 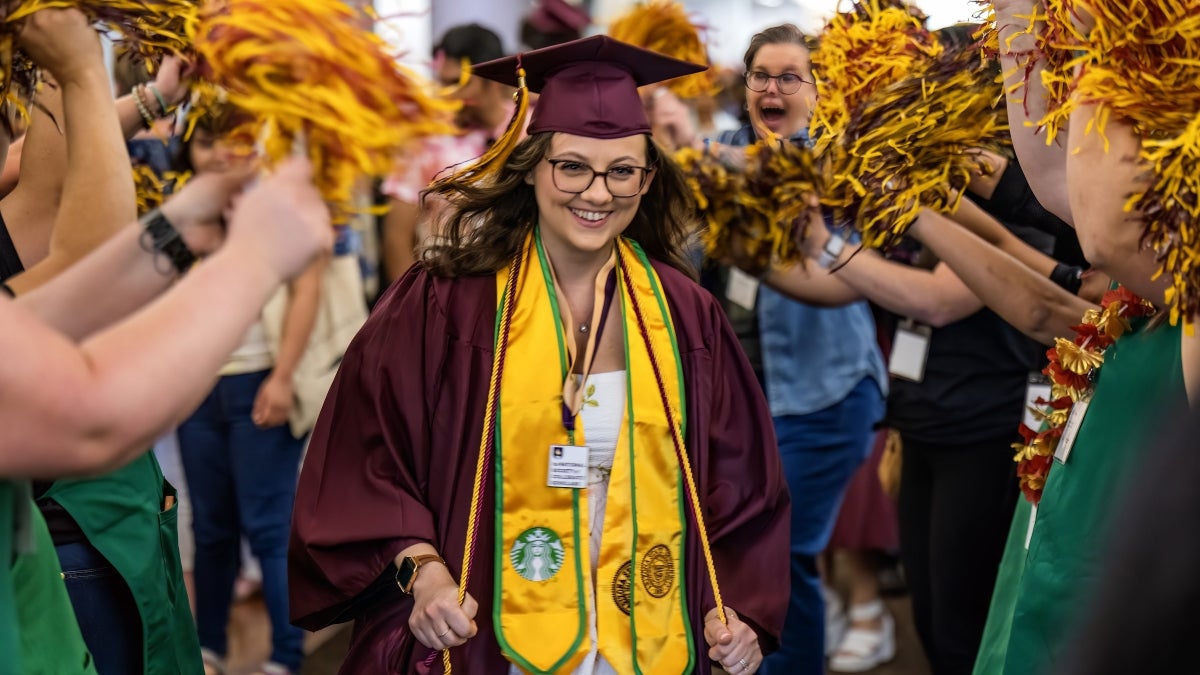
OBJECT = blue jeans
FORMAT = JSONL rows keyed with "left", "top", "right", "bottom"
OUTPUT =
{"left": 762, "top": 377, "right": 884, "bottom": 675}
{"left": 178, "top": 370, "right": 305, "bottom": 670}
{"left": 57, "top": 540, "right": 143, "bottom": 675}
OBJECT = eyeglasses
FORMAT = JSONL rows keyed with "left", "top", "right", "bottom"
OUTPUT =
{"left": 545, "top": 159, "right": 651, "bottom": 198}
{"left": 744, "top": 71, "right": 813, "bottom": 95}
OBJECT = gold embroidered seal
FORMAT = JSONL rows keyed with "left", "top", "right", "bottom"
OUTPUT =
{"left": 612, "top": 560, "right": 632, "bottom": 615}
{"left": 640, "top": 544, "right": 675, "bottom": 599}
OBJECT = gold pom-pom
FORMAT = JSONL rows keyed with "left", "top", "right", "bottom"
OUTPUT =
{"left": 189, "top": 0, "right": 457, "bottom": 223}
{"left": 679, "top": 137, "right": 821, "bottom": 269}
{"left": 820, "top": 39, "right": 1009, "bottom": 251}
{"left": 607, "top": 0, "right": 717, "bottom": 99}
{"left": 7, "top": 0, "right": 199, "bottom": 63}
{"left": 809, "top": 0, "right": 941, "bottom": 155}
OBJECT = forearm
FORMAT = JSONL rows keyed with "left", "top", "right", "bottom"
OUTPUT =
{"left": 950, "top": 198, "right": 1056, "bottom": 276}
{"left": 272, "top": 254, "right": 328, "bottom": 379}
{"left": 996, "top": 0, "right": 1074, "bottom": 224}
{"left": 0, "top": 246, "right": 281, "bottom": 477}
{"left": 8, "top": 66, "right": 136, "bottom": 293}
{"left": 822, "top": 248, "right": 981, "bottom": 327}
{"left": 910, "top": 209, "right": 1094, "bottom": 344}
{"left": 760, "top": 264, "right": 863, "bottom": 307}
{"left": 15, "top": 221, "right": 174, "bottom": 340}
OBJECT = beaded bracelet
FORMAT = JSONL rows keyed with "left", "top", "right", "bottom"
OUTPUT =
{"left": 132, "top": 84, "right": 156, "bottom": 129}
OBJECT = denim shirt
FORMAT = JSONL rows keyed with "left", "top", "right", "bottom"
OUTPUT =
{"left": 718, "top": 125, "right": 888, "bottom": 417}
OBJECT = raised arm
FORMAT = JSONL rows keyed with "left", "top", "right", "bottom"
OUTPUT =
{"left": 14, "top": 170, "right": 244, "bottom": 340}
{"left": 4, "top": 9, "right": 137, "bottom": 294}
{"left": 801, "top": 223, "right": 984, "bottom": 327}
{"left": 994, "top": 0, "right": 1074, "bottom": 223}
{"left": 1064, "top": 103, "right": 1167, "bottom": 304}
{"left": 0, "top": 157, "right": 332, "bottom": 478}
{"left": 909, "top": 207, "right": 1095, "bottom": 344}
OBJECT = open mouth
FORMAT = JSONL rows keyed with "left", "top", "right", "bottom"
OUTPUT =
{"left": 760, "top": 106, "right": 787, "bottom": 125}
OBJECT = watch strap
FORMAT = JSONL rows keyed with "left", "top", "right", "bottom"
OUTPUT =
{"left": 395, "top": 553, "right": 447, "bottom": 594}
{"left": 140, "top": 208, "right": 198, "bottom": 275}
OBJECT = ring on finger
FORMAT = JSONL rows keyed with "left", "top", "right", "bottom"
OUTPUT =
{"left": 738, "top": 657, "right": 750, "bottom": 672}
{"left": 437, "top": 628, "right": 451, "bottom": 638}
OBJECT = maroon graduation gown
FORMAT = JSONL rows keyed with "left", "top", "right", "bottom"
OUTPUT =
{"left": 289, "top": 259, "right": 790, "bottom": 674}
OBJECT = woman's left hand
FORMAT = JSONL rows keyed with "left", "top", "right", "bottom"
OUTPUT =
{"left": 704, "top": 606, "right": 762, "bottom": 674}
{"left": 252, "top": 373, "right": 294, "bottom": 429}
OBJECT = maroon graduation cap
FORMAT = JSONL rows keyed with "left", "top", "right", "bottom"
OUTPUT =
{"left": 471, "top": 34, "right": 707, "bottom": 140}
{"left": 527, "top": 0, "right": 591, "bottom": 35}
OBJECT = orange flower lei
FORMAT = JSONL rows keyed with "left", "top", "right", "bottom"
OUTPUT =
{"left": 1013, "top": 287, "right": 1155, "bottom": 504}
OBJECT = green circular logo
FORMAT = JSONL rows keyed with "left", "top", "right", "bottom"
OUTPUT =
{"left": 510, "top": 527, "right": 566, "bottom": 582}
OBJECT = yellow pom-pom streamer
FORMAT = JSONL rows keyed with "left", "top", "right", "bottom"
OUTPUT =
{"left": 607, "top": 0, "right": 718, "bottom": 100}
{"left": 809, "top": 0, "right": 941, "bottom": 156}
{"left": 819, "top": 39, "right": 1009, "bottom": 251}
{"left": 6, "top": 0, "right": 199, "bottom": 64}
{"left": 678, "top": 136, "right": 821, "bottom": 269}
{"left": 189, "top": 0, "right": 457, "bottom": 224}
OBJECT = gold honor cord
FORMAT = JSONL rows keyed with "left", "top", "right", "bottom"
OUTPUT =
{"left": 615, "top": 245, "right": 727, "bottom": 628}
{"left": 442, "top": 254, "right": 524, "bottom": 674}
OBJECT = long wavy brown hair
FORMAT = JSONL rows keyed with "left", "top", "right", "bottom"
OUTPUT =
{"left": 421, "top": 132, "right": 698, "bottom": 278}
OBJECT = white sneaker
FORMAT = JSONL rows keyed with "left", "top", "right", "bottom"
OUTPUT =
{"left": 823, "top": 585, "right": 848, "bottom": 657}
{"left": 828, "top": 600, "right": 896, "bottom": 672}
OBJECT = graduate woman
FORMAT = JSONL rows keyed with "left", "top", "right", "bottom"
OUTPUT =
{"left": 289, "top": 36, "right": 790, "bottom": 674}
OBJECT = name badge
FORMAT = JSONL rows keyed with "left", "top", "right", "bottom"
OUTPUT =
{"left": 1023, "top": 372, "right": 1052, "bottom": 430}
{"left": 1054, "top": 398, "right": 1090, "bottom": 464}
{"left": 726, "top": 268, "right": 760, "bottom": 312}
{"left": 547, "top": 444, "right": 589, "bottom": 489}
{"left": 889, "top": 320, "right": 932, "bottom": 383}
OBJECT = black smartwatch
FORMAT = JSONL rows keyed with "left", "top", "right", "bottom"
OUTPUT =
{"left": 395, "top": 554, "right": 447, "bottom": 595}
{"left": 140, "top": 208, "right": 198, "bottom": 276}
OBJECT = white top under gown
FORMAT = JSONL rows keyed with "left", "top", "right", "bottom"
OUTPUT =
{"left": 509, "top": 370, "right": 626, "bottom": 675}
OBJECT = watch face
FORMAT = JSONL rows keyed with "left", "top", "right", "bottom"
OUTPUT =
{"left": 398, "top": 558, "right": 418, "bottom": 594}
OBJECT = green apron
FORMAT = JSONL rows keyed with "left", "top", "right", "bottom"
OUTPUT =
{"left": 43, "top": 453, "right": 203, "bottom": 675}
{"left": 972, "top": 321, "right": 1185, "bottom": 675}
{"left": 2, "top": 479, "right": 97, "bottom": 675}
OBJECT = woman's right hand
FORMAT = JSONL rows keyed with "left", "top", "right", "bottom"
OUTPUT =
{"left": 16, "top": 8, "right": 104, "bottom": 86}
{"left": 409, "top": 563, "right": 479, "bottom": 650}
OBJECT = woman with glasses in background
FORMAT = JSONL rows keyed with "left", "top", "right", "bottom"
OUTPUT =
{"left": 694, "top": 22, "right": 888, "bottom": 675}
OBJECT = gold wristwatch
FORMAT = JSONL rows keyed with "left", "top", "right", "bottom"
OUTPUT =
{"left": 395, "top": 554, "right": 446, "bottom": 595}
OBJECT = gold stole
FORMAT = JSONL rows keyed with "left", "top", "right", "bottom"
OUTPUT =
{"left": 491, "top": 232, "right": 693, "bottom": 674}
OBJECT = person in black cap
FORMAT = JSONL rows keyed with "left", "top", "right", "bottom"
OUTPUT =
{"left": 290, "top": 35, "right": 790, "bottom": 675}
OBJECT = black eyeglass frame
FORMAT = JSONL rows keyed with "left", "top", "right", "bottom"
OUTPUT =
{"left": 544, "top": 158, "right": 654, "bottom": 198}
{"left": 743, "top": 71, "right": 814, "bottom": 95}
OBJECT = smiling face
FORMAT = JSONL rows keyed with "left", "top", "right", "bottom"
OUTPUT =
{"left": 746, "top": 42, "right": 817, "bottom": 139}
{"left": 528, "top": 132, "right": 654, "bottom": 262}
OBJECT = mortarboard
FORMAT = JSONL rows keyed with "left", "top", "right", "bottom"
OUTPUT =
{"left": 472, "top": 34, "right": 706, "bottom": 140}
{"left": 435, "top": 35, "right": 706, "bottom": 186}
{"left": 526, "top": 0, "right": 591, "bottom": 35}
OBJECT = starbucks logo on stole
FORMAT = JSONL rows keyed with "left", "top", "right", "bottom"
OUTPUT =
{"left": 510, "top": 527, "right": 565, "bottom": 582}
{"left": 641, "top": 545, "right": 674, "bottom": 598}
{"left": 611, "top": 561, "right": 632, "bottom": 615}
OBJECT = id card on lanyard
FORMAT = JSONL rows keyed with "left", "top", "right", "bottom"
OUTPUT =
{"left": 1023, "top": 372, "right": 1053, "bottom": 430}
{"left": 889, "top": 319, "right": 932, "bottom": 383}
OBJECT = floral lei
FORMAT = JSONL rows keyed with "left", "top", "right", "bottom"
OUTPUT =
{"left": 1013, "top": 287, "right": 1156, "bottom": 504}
